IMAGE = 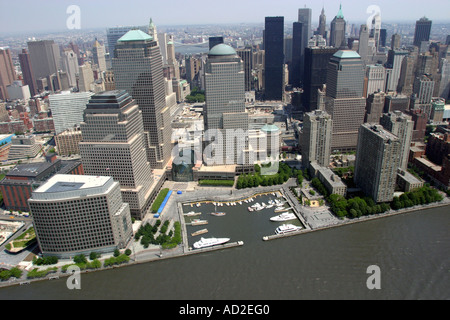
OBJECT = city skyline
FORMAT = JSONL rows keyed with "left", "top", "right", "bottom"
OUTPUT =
{"left": 1, "top": 0, "right": 450, "bottom": 35}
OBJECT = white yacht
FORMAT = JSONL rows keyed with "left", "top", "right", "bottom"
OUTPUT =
{"left": 270, "top": 212, "right": 297, "bottom": 222}
{"left": 275, "top": 224, "right": 302, "bottom": 235}
{"left": 274, "top": 206, "right": 289, "bottom": 212}
{"left": 193, "top": 237, "right": 230, "bottom": 249}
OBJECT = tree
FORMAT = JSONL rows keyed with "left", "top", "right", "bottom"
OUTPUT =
{"left": 73, "top": 254, "right": 87, "bottom": 264}
{"left": 113, "top": 249, "right": 120, "bottom": 257}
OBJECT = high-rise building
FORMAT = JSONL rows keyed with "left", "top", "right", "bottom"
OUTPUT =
{"left": 413, "top": 17, "right": 432, "bottom": 47}
{"left": 355, "top": 123, "right": 402, "bottom": 203}
{"left": 301, "top": 110, "right": 333, "bottom": 168}
{"left": 79, "top": 90, "right": 154, "bottom": 219}
{"left": 27, "top": 40, "right": 61, "bottom": 92}
{"left": 77, "top": 62, "right": 95, "bottom": 92}
{"left": 264, "top": 16, "right": 285, "bottom": 101}
{"left": 18, "top": 49, "right": 36, "bottom": 97}
{"left": 113, "top": 29, "right": 172, "bottom": 169}
{"left": 365, "top": 91, "right": 386, "bottom": 123}
{"left": 92, "top": 39, "right": 107, "bottom": 72}
{"left": 28, "top": 174, "right": 133, "bottom": 258}
{"left": 325, "top": 50, "right": 366, "bottom": 152}
{"left": 317, "top": 7, "right": 327, "bottom": 38}
{"left": 290, "top": 22, "right": 304, "bottom": 88}
{"left": 380, "top": 111, "right": 414, "bottom": 171}
{"left": 0, "top": 47, "right": 16, "bottom": 101}
{"left": 330, "top": 5, "right": 346, "bottom": 49}
{"left": 397, "top": 48, "right": 419, "bottom": 96}
{"left": 385, "top": 49, "right": 409, "bottom": 92}
{"left": 209, "top": 37, "right": 224, "bottom": 50}
{"left": 413, "top": 74, "right": 435, "bottom": 105}
{"left": 365, "top": 64, "right": 386, "bottom": 97}
{"left": 49, "top": 91, "right": 94, "bottom": 134}
{"left": 302, "top": 46, "right": 338, "bottom": 111}
{"left": 358, "top": 25, "right": 370, "bottom": 63}
{"left": 237, "top": 48, "right": 253, "bottom": 92}
{"left": 203, "top": 44, "right": 249, "bottom": 166}
{"left": 106, "top": 25, "right": 148, "bottom": 57}
{"left": 61, "top": 49, "right": 79, "bottom": 88}
{"left": 391, "top": 34, "right": 401, "bottom": 50}
{"left": 297, "top": 7, "right": 312, "bottom": 83}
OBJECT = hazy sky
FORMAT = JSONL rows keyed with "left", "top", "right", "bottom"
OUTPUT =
{"left": 1, "top": 0, "right": 449, "bottom": 34}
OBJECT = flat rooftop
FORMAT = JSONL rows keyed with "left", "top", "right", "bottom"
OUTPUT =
{"left": 35, "top": 174, "right": 111, "bottom": 193}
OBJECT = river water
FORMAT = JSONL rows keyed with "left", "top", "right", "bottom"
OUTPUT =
{"left": 0, "top": 196, "right": 448, "bottom": 300}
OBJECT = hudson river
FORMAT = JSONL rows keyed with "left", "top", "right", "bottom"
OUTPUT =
{"left": 0, "top": 204, "right": 448, "bottom": 300}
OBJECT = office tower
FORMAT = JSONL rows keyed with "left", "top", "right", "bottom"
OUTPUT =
{"left": 185, "top": 55, "right": 201, "bottom": 87}
{"left": 166, "top": 35, "right": 180, "bottom": 79}
{"left": 301, "top": 110, "right": 332, "bottom": 168}
{"left": 106, "top": 25, "right": 148, "bottom": 57}
{"left": 379, "top": 29, "right": 387, "bottom": 48}
{"left": 79, "top": 90, "right": 154, "bottom": 219}
{"left": 209, "top": 37, "right": 224, "bottom": 50}
{"left": 317, "top": 7, "right": 326, "bottom": 37}
{"left": 61, "top": 49, "right": 79, "bottom": 88}
{"left": 264, "top": 17, "right": 284, "bottom": 101}
{"left": 290, "top": 22, "right": 304, "bottom": 88}
{"left": 297, "top": 7, "right": 312, "bottom": 83}
{"left": 413, "top": 17, "right": 432, "bottom": 47}
{"left": 308, "top": 35, "right": 327, "bottom": 47}
{"left": 324, "top": 50, "right": 366, "bottom": 152}
{"left": 203, "top": 44, "right": 249, "bottom": 166}
{"left": 355, "top": 124, "right": 401, "bottom": 203}
{"left": 365, "top": 64, "right": 386, "bottom": 97}
{"left": 391, "top": 34, "right": 401, "bottom": 50}
{"left": 92, "top": 39, "right": 107, "bottom": 72}
{"left": 385, "top": 49, "right": 409, "bottom": 92}
{"left": 0, "top": 47, "right": 15, "bottom": 101}
{"left": 77, "top": 62, "right": 94, "bottom": 92}
{"left": 438, "top": 59, "right": 450, "bottom": 100}
{"left": 113, "top": 29, "right": 171, "bottom": 169}
{"left": 284, "top": 36, "right": 293, "bottom": 68}
{"left": 365, "top": 91, "right": 386, "bottom": 123}
{"left": 370, "top": 11, "right": 382, "bottom": 51}
{"left": 358, "top": 25, "right": 369, "bottom": 63}
{"left": 18, "top": 49, "right": 36, "bottom": 97}
{"left": 397, "top": 49, "right": 419, "bottom": 96}
{"left": 148, "top": 18, "right": 157, "bottom": 40}
{"left": 330, "top": 5, "right": 346, "bottom": 49}
{"left": 302, "top": 47, "right": 338, "bottom": 111}
{"left": 380, "top": 111, "right": 414, "bottom": 170}
{"left": 28, "top": 174, "right": 133, "bottom": 258}
{"left": 237, "top": 48, "right": 253, "bottom": 91}
{"left": 158, "top": 33, "right": 168, "bottom": 65}
{"left": 27, "top": 40, "right": 61, "bottom": 92}
{"left": 413, "top": 74, "right": 435, "bottom": 105}
{"left": 49, "top": 91, "right": 94, "bottom": 134}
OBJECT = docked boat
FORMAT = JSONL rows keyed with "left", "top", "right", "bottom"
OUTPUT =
{"left": 247, "top": 207, "right": 254, "bottom": 212}
{"left": 210, "top": 211, "right": 226, "bottom": 216}
{"left": 193, "top": 237, "right": 230, "bottom": 249}
{"left": 191, "top": 219, "right": 208, "bottom": 226}
{"left": 184, "top": 211, "right": 201, "bottom": 216}
{"left": 275, "top": 224, "right": 302, "bottom": 235}
{"left": 270, "top": 212, "right": 297, "bottom": 222}
{"left": 274, "top": 206, "right": 289, "bottom": 212}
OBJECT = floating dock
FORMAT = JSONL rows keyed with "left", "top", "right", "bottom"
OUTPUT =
{"left": 191, "top": 229, "right": 208, "bottom": 236}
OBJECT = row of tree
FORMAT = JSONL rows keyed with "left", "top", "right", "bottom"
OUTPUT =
{"left": 236, "top": 163, "right": 293, "bottom": 189}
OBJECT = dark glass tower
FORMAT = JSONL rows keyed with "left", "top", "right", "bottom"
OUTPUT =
{"left": 209, "top": 37, "right": 224, "bottom": 50}
{"left": 302, "top": 47, "right": 338, "bottom": 111}
{"left": 264, "top": 16, "right": 285, "bottom": 101}
{"left": 290, "top": 22, "right": 304, "bottom": 88}
{"left": 413, "top": 17, "right": 432, "bottom": 47}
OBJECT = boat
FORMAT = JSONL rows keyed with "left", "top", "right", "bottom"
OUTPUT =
{"left": 184, "top": 211, "right": 201, "bottom": 216}
{"left": 274, "top": 206, "right": 289, "bottom": 212}
{"left": 247, "top": 207, "right": 254, "bottom": 212}
{"left": 191, "top": 219, "right": 208, "bottom": 226}
{"left": 193, "top": 237, "right": 230, "bottom": 249}
{"left": 270, "top": 212, "right": 297, "bottom": 222}
{"left": 211, "top": 212, "right": 226, "bottom": 216}
{"left": 191, "top": 229, "right": 208, "bottom": 236}
{"left": 275, "top": 224, "right": 302, "bottom": 235}
{"left": 265, "top": 204, "right": 274, "bottom": 209}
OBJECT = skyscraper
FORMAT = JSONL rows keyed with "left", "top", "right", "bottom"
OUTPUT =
{"left": 290, "top": 22, "right": 304, "bottom": 88}
{"left": 380, "top": 111, "right": 414, "bottom": 171}
{"left": 325, "top": 50, "right": 366, "bottom": 152}
{"left": 297, "top": 7, "right": 312, "bottom": 84}
{"left": 237, "top": 48, "right": 253, "bottom": 92}
{"left": 385, "top": 49, "right": 409, "bottom": 92}
{"left": 209, "top": 37, "right": 224, "bottom": 50}
{"left": 106, "top": 25, "right": 148, "bottom": 57}
{"left": 413, "top": 17, "right": 432, "bottom": 47}
{"left": 0, "top": 47, "right": 15, "bottom": 101}
{"left": 27, "top": 40, "right": 61, "bottom": 92}
{"left": 113, "top": 29, "right": 172, "bottom": 169}
{"left": 301, "top": 110, "right": 333, "bottom": 168}
{"left": 302, "top": 46, "right": 338, "bottom": 111}
{"left": 203, "top": 44, "right": 249, "bottom": 166}
{"left": 79, "top": 90, "right": 154, "bottom": 219}
{"left": 358, "top": 25, "right": 369, "bottom": 63}
{"left": 61, "top": 49, "right": 79, "bottom": 88}
{"left": 264, "top": 16, "right": 285, "bottom": 101}
{"left": 92, "top": 39, "right": 107, "bottom": 72}
{"left": 355, "top": 124, "right": 401, "bottom": 203}
{"left": 330, "top": 5, "right": 346, "bottom": 49}
{"left": 317, "top": 7, "right": 327, "bottom": 38}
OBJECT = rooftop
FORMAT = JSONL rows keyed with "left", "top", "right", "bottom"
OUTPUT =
{"left": 333, "top": 50, "right": 361, "bottom": 59}
{"left": 118, "top": 29, "right": 153, "bottom": 42}
{"left": 209, "top": 44, "right": 237, "bottom": 56}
